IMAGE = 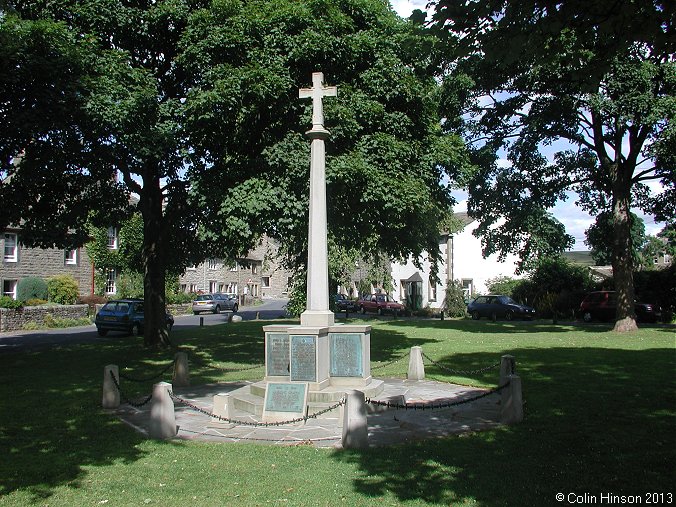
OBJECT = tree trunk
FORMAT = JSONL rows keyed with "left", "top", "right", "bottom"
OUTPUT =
{"left": 611, "top": 165, "right": 638, "bottom": 333}
{"left": 141, "top": 166, "right": 170, "bottom": 347}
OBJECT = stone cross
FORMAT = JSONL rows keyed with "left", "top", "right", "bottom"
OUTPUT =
{"left": 299, "top": 72, "right": 337, "bottom": 130}
{"left": 298, "top": 72, "right": 337, "bottom": 328}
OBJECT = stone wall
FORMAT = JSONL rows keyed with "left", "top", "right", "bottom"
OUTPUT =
{"left": 0, "top": 304, "right": 90, "bottom": 332}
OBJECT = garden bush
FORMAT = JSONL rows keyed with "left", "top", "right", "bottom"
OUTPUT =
{"left": 443, "top": 280, "right": 468, "bottom": 318}
{"left": 25, "top": 298, "right": 49, "bottom": 306}
{"left": 166, "top": 291, "right": 194, "bottom": 304}
{"left": 0, "top": 295, "right": 23, "bottom": 309}
{"left": 16, "top": 277, "right": 48, "bottom": 302}
{"left": 47, "top": 275, "right": 79, "bottom": 305}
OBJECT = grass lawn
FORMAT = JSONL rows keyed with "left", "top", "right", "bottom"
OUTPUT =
{"left": 1, "top": 318, "right": 674, "bottom": 506}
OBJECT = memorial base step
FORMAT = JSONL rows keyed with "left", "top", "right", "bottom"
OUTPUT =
{"left": 227, "top": 379, "right": 385, "bottom": 419}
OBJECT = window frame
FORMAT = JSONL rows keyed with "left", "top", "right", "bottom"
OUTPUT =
{"left": 65, "top": 248, "right": 78, "bottom": 265}
{"left": 2, "top": 279, "right": 18, "bottom": 299}
{"left": 4, "top": 233, "right": 18, "bottom": 262}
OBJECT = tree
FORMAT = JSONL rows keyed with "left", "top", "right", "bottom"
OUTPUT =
{"left": 2, "top": 0, "right": 467, "bottom": 345}
{"left": 430, "top": 0, "right": 675, "bottom": 331}
{"left": 585, "top": 212, "right": 646, "bottom": 267}
{"left": 181, "top": 0, "right": 469, "bottom": 284}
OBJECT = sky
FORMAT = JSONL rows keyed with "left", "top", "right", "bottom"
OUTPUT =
{"left": 389, "top": 0, "right": 665, "bottom": 251}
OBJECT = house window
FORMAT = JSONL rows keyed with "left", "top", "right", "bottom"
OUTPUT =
{"left": 429, "top": 276, "right": 437, "bottom": 302}
{"left": 461, "top": 279, "right": 473, "bottom": 302}
{"left": 251, "top": 264, "right": 258, "bottom": 275}
{"left": 105, "top": 268, "right": 116, "bottom": 294}
{"left": 399, "top": 279, "right": 408, "bottom": 302}
{"left": 107, "top": 227, "right": 118, "bottom": 250}
{"left": 262, "top": 276, "right": 271, "bottom": 288}
{"left": 209, "top": 280, "right": 218, "bottom": 293}
{"left": 229, "top": 264, "right": 238, "bottom": 272}
{"left": 3, "top": 279, "right": 17, "bottom": 299}
{"left": 189, "top": 283, "right": 198, "bottom": 292}
{"left": 65, "top": 248, "right": 78, "bottom": 265}
{"left": 4, "top": 233, "right": 18, "bottom": 262}
{"left": 207, "top": 259, "right": 218, "bottom": 270}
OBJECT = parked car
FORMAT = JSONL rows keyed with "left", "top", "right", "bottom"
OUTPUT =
{"left": 578, "top": 291, "right": 661, "bottom": 323}
{"left": 95, "top": 298, "right": 174, "bottom": 337}
{"left": 467, "top": 295, "right": 536, "bottom": 321}
{"left": 334, "top": 294, "right": 360, "bottom": 313}
{"left": 358, "top": 293, "right": 405, "bottom": 316}
{"left": 192, "top": 293, "right": 239, "bottom": 315}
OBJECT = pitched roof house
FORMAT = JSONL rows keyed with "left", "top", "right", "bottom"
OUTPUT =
{"left": 390, "top": 212, "right": 524, "bottom": 309}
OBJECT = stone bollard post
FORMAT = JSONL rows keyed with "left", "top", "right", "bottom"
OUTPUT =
{"left": 173, "top": 352, "right": 190, "bottom": 387}
{"left": 500, "top": 355, "right": 516, "bottom": 386}
{"left": 500, "top": 374, "right": 523, "bottom": 424}
{"left": 102, "top": 364, "right": 120, "bottom": 409}
{"left": 342, "top": 390, "right": 368, "bottom": 449}
{"left": 149, "top": 381, "right": 177, "bottom": 439}
{"left": 407, "top": 346, "right": 425, "bottom": 380}
{"left": 212, "top": 393, "right": 236, "bottom": 428}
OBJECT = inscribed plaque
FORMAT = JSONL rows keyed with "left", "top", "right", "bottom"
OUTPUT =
{"left": 266, "top": 333, "right": 289, "bottom": 376}
{"left": 264, "top": 383, "right": 307, "bottom": 413}
{"left": 330, "top": 333, "right": 363, "bottom": 377}
{"left": 290, "top": 335, "right": 316, "bottom": 381}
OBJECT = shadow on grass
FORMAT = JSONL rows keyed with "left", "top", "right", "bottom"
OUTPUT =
{"left": 331, "top": 344, "right": 676, "bottom": 506}
{"left": 0, "top": 340, "right": 195, "bottom": 502}
{"left": 1, "top": 319, "right": 673, "bottom": 505}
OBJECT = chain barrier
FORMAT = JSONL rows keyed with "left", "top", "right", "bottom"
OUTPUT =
{"left": 365, "top": 380, "right": 510, "bottom": 411}
{"left": 118, "top": 360, "right": 176, "bottom": 382}
{"left": 110, "top": 370, "right": 153, "bottom": 407}
{"left": 371, "top": 351, "right": 410, "bottom": 371}
{"left": 168, "top": 391, "right": 346, "bottom": 428}
{"left": 421, "top": 352, "right": 501, "bottom": 376}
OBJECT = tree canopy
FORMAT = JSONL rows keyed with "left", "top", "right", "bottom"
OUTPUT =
{"left": 429, "top": 0, "right": 675, "bottom": 331}
{"left": 1, "top": 0, "right": 467, "bottom": 344}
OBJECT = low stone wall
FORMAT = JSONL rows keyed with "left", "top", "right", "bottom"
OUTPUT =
{"left": 0, "top": 304, "right": 90, "bottom": 333}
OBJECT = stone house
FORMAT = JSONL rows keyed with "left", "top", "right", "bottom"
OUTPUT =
{"left": 178, "top": 236, "right": 292, "bottom": 300}
{"left": 1, "top": 228, "right": 94, "bottom": 299}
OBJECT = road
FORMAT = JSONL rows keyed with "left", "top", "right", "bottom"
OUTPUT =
{"left": 0, "top": 298, "right": 289, "bottom": 353}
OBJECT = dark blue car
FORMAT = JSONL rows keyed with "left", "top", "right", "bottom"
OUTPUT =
{"left": 467, "top": 295, "right": 536, "bottom": 321}
{"left": 95, "top": 298, "right": 174, "bottom": 337}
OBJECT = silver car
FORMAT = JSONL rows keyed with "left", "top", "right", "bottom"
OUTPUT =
{"left": 192, "top": 293, "right": 239, "bottom": 315}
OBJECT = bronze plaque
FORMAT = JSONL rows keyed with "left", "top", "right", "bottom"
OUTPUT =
{"left": 290, "top": 335, "right": 316, "bottom": 381}
{"left": 266, "top": 333, "right": 289, "bottom": 376}
{"left": 330, "top": 333, "right": 363, "bottom": 377}
{"left": 264, "top": 383, "right": 307, "bottom": 413}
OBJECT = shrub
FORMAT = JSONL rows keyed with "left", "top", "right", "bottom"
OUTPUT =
{"left": 47, "top": 275, "right": 79, "bottom": 305}
{"left": 166, "top": 291, "right": 194, "bottom": 304}
{"left": 16, "top": 277, "right": 48, "bottom": 301}
{"left": 443, "top": 280, "right": 468, "bottom": 318}
{"left": 25, "top": 298, "right": 48, "bottom": 306}
{"left": 485, "top": 276, "right": 521, "bottom": 297}
{"left": 0, "top": 296, "right": 23, "bottom": 309}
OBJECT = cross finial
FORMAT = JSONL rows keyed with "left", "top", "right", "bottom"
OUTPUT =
{"left": 299, "top": 72, "right": 337, "bottom": 129}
